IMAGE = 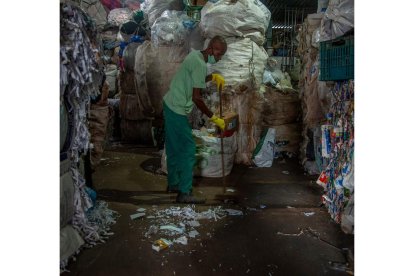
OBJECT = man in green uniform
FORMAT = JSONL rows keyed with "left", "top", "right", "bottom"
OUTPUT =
{"left": 163, "top": 36, "right": 227, "bottom": 204}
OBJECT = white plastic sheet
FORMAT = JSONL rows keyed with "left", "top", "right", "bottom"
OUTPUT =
{"left": 252, "top": 128, "right": 276, "bottom": 167}
{"left": 207, "top": 37, "right": 268, "bottom": 90}
{"left": 320, "top": 0, "right": 354, "bottom": 42}
{"left": 200, "top": 0, "right": 271, "bottom": 46}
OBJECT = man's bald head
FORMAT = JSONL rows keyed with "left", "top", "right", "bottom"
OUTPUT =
{"left": 206, "top": 36, "right": 227, "bottom": 62}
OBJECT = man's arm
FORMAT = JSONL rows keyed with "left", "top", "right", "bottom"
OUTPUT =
{"left": 205, "top": 74, "right": 212, "bottom": 83}
{"left": 192, "top": 87, "right": 213, "bottom": 118}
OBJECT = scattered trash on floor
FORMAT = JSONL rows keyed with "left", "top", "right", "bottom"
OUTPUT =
{"left": 187, "top": 220, "right": 200, "bottom": 227}
{"left": 260, "top": 205, "right": 267, "bottom": 209}
{"left": 226, "top": 188, "right": 236, "bottom": 193}
{"left": 303, "top": 212, "right": 315, "bottom": 217}
{"left": 276, "top": 230, "right": 304, "bottom": 236}
{"left": 225, "top": 209, "right": 243, "bottom": 216}
{"left": 282, "top": 170, "right": 290, "bottom": 175}
{"left": 160, "top": 224, "right": 185, "bottom": 234}
{"left": 188, "top": 230, "right": 199, "bottom": 238}
{"left": 134, "top": 205, "right": 244, "bottom": 251}
{"left": 174, "top": 236, "right": 188, "bottom": 245}
{"left": 152, "top": 238, "right": 172, "bottom": 252}
{"left": 286, "top": 206, "right": 295, "bottom": 209}
{"left": 130, "top": 213, "right": 146, "bottom": 220}
{"left": 136, "top": 208, "right": 146, "bottom": 212}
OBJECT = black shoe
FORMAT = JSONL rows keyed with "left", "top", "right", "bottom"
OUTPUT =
{"left": 166, "top": 186, "right": 179, "bottom": 193}
{"left": 176, "top": 192, "right": 206, "bottom": 204}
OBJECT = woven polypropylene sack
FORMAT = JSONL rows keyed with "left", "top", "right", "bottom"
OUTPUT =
{"left": 207, "top": 37, "right": 268, "bottom": 90}
{"left": 200, "top": 0, "right": 270, "bottom": 46}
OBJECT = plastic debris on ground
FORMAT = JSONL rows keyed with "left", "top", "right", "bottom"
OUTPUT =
{"left": 225, "top": 209, "right": 243, "bottom": 216}
{"left": 303, "top": 212, "right": 315, "bottom": 217}
{"left": 132, "top": 205, "right": 245, "bottom": 251}
{"left": 130, "top": 213, "right": 146, "bottom": 220}
{"left": 282, "top": 171, "right": 290, "bottom": 175}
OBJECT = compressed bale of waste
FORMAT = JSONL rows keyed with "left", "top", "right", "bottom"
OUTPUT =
{"left": 301, "top": 49, "right": 325, "bottom": 127}
{"left": 60, "top": 159, "right": 74, "bottom": 228}
{"left": 89, "top": 103, "right": 111, "bottom": 168}
{"left": 120, "top": 119, "right": 154, "bottom": 144}
{"left": 201, "top": 37, "right": 267, "bottom": 165}
{"left": 105, "top": 64, "right": 118, "bottom": 98}
{"left": 262, "top": 87, "right": 301, "bottom": 126}
{"left": 60, "top": 225, "right": 85, "bottom": 266}
{"left": 206, "top": 87, "right": 264, "bottom": 165}
{"left": 123, "top": 42, "right": 142, "bottom": 71}
{"left": 119, "top": 93, "right": 144, "bottom": 120}
{"left": 119, "top": 70, "right": 136, "bottom": 95}
{"left": 134, "top": 41, "right": 187, "bottom": 118}
{"left": 271, "top": 123, "right": 302, "bottom": 154}
{"left": 200, "top": 0, "right": 271, "bottom": 46}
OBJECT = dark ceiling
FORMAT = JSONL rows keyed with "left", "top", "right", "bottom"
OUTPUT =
{"left": 260, "top": 0, "right": 318, "bottom": 28}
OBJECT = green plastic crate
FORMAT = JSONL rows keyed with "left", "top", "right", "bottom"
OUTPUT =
{"left": 319, "top": 35, "right": 354, "bottom": 81}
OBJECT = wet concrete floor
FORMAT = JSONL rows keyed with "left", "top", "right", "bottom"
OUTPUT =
{"left": 66, "top": 145, "right": 354, "bottom": 275}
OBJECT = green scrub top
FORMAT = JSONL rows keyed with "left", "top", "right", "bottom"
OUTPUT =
{"left": 163, "top": 50, "right": 207, "bottom": 115}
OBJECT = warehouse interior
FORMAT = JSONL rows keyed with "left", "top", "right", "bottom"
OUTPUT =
{"left": 58, "top": 0, "right": 357, "bottom": 275}
{"left": 0, "top": 0, "right": 411, "bottom": 275}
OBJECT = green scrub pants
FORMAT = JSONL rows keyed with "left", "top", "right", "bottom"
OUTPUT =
{"left": 163, "top": 101, "right": 195, "bottom": 194}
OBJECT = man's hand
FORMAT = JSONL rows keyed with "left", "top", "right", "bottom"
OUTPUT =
{"left": 212, "top": 73, "right": 225, "bottom": 90}
{"left": 210, "top": 115, "right": 225, "bottom": 130}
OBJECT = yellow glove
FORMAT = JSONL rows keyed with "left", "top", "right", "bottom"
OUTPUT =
{"left": 211, "top": 73, "right": 225, "bottom": 90}
{"left": 210, "top": 115, "right": 225, "bottom": 130}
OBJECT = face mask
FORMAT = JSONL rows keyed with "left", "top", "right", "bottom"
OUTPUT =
{"left": 207, "top": 55, "right": 217, "bottom": 64}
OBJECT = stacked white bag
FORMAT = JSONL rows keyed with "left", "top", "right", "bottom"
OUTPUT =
{"left": 200, "top": 0, "right": 271, "bottom": 46}
{"left": 200, "top": 0, "right": 271, "bottom": 165}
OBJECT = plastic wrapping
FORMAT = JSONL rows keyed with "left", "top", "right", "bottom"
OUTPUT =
{"left": 108, "top": 8, "right": 133, "bottom": 26}
{"left": 320, "top": 0, "right": 354, "bottom": 42}
{"left": 312, "top": 28, "right": 321, "bottom": 48}
{"left": 200, "top": 0, "right": 271, "bottom": 46}
{"left": 252, "top": 128, "right": 276, "bottom": 167}
{"left": 262, "top": 70, "right": 277, "bottom": 86}
{"left": 207, "top": 37, "right": 268, "bottom": 90}
{"left": 141, "top": 0, "right": 184, "bottom": 28}
{"left": 151, "top": 10, "right": 194, "bottom": 47}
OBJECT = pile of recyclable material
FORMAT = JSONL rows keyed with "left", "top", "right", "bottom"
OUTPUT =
{"left": 296, "top": 13, "right": 334, "bottom": 175}
{"left": 316, "top": 80, "right": 354, "bottom": 225}
{"left": 60, "top": 2, "right": 118, "bottom": 270}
